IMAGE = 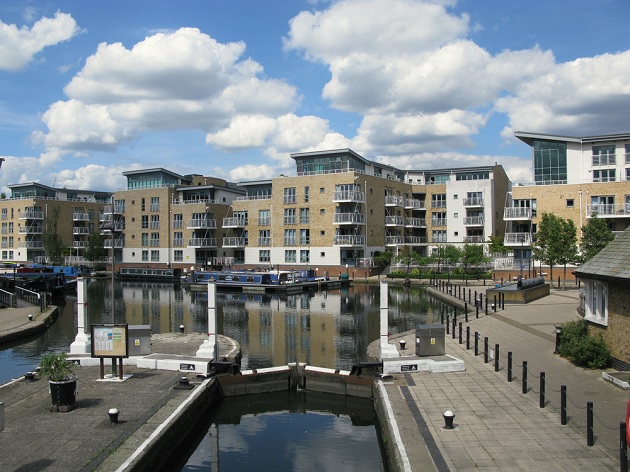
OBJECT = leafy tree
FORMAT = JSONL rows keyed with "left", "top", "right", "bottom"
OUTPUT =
{"left": 85, "top": 231, "right": 107, "bottom": 263}
{"left": 557, "top": 218, "right": 578, "bottom": 288}
{"left": 461, "top": 244, "right": 488, "bottom": 275}
{"left": 431, "top": 245, "right": 462, "bottom": 274}
{"left": 487, "top": 235, "right": 507, "bottom": 254}
{"left": 532, "top": 212, "right": 566, "bottom": 281}
{"left": 41, "top": 205, "right": 64, "bottom": 265}
{"left": 395, "top": 247, "right": 423, "bottom": 275}
{"left": 579, "top": 217, "right": 614, "bottom": 263}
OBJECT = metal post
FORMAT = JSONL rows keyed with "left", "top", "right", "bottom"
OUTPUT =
{"left": 484, "top": 337, "right": 489, "bottom": 363}
{"left": 464, "top": 302, "right": 468, "bottom": 319}
{"left": 452, "top": 317, "right": 456, "bottom": 339}
{"left": 494, "top": 295, "right": 497, "bottom": 312}
{"left": 620, "top": 422, "right": 627, "bottom": 472}
{"left": 540, "top": 372, "right": 545, "bottom": 408}
{"left": 441, "top": 311, "right": 444, "bottom": 325}
{"left": 561, "top": 385, "right": 567, "bottom": 425}
{"left": 465, "top": 306, "right": 469, "bottom": 323}
{"left": 476, "top": 302, "right": 479, "bottom": 319}
{"left": 446, "top": 315, "right": 450, "bottom": 335}
{"left": 458, "top": 322, "right": 463, "bottom": 344}
{"left": 587, "top": 402, "right": 594, "bottom": 446}
{"left": 466, "top": 326, "right": 470, "bottom": 350}
{"left": 508, "top": 352, "right": 513, "bottom": 382}
{"left": 468, "top": 289, "right": 471, "bottom": 304}
{"left": 502, "top": 292, "right": 505, "bottom": 310}
{"left": 522, "top": 361, "right": 528, "bottom": 394}
{"left": 474, "top": 331, "right": 479, "bottom": 356}
{"left": 494, "top": 344, "right": 499, "bottom": 372}
{"left": 485, "top": 298, "right": 488, "bottom": 316}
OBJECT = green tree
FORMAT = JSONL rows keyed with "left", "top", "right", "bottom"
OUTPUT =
{"left": 395, "top": 247, "right": 422, "bottom": 276}
{"left": 461, "top": 244, "right": 488, "bottom": 276}
{"left": 557, "top": 218, "right": 578, "bottom": 288}
{"left": 85, "top": 231, "right": 107, "bottom": 263}
{"left": 532, "top": 212, "right": 566, "bottom": 282}
{"left": 487, "top": 235, "right": 507, "bottom": 254}
{"left": 41, "top": 205, "right": 64, "bottom": 265}
{"left": 579, "top": 217, "right": 614, "bottom": 263}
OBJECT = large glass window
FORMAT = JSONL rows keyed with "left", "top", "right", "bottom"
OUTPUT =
{"left": 592, "top": 145, "right": 616, "bottom": 166}
{"left": 285, "top": 250, "right": 296, "bottom": 263}
{"left": 283, "top": 188, "right": 296, "bottom": 204}
{"left": 593, "top": 169, "right": 616, "bottom": 182}
{"left": 533, "top": 140, "right": 567, "bottom": 184}
{"left": 259, "top": 250, "right": 270, "bottom": 263}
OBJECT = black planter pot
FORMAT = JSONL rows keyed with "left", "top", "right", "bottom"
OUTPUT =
{"left": 49, "top": 378, "right": 78, "bottom": 410}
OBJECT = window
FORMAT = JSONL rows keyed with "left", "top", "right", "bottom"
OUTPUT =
{"left": 150, "top": 215, "right": 159, "bottom": 229}
{"left": 284, "top": 229, "right": 296, "bottom": 246}
{"left": 142, "top": 250, "right": 149, "bottom": 261}
{"left": 259, "top": 250, "right": 270, "bottom": 263}
{"left": 299, "top": 208, "right": 310, "bottom": 224}
{"left": 173, "top": 232, "right": 183, "bottom": 247}
{"left": 593, "top": 169, "right": 616, "bottom": 182}
{"left": 173, "top": 214, "right": 183, "bottom": 229}
{"left": 566, "top": 199, "right": 574, "bottom": 208}
{"left": 258, "top": 230, "right": 270, "bottom": 246}
{"left": 304, "top": 186, "right": 310, "bottom": 202}
{"left": 300, "top": 250, "right": 310, "bottom": 263}
{"left": 431, "top": 194, "right": 447, "bottom": 208}
{"left": 432, "top": 230, "right": 447, "bottom": 243}
{"left": 283, "top": 187, "right": 296, "bottom": 204}
{"left": 320, "top": 187, "right": 325, "bottom": 193}
{"left": 284, "top": 208, "right": 296, "bottom": 225}
{"left": 258, "top": 210, "right": 270, "bottom": 226}
{"left": 300, "top": 229, "right": 309, "bottom": 245}
{"left": 141, "top": 233, "right": 148, "bottom": 246}
{"left": 151, "top": 250, "right": 159, "bottom": 261}
{"left": 320, "top": 252, "right": 325, "bottom": 258}
{"left": 533, "top": 139, "right": 567, "bottom": 184}
{"left": 174, "top": 250, "right": 183, "bottom": 262}
{"left": 141, "top": 215, "right": 149, "bottom": 229}
{"left": 320, "top": 230, "right": 325, "bottom": 236}
{"left": 584, "top": 280, "right": 608, "bottom": 326}
{"left": 150, "top": 197, "right": 159, "bottom": 212}
{"left": 320, "top": 208, "right": 325, "bottom": 215}
{"left": 150, "top": 232, "right": 160, "bottom": 247}
{"left": 285, "top": 250, "right": 296, "bottom": 263}
{"left": 141, "top": 198, "right": 145, "bottom": 211}
{"left": 592, "top": 145, "right": 616, "bottom": 166}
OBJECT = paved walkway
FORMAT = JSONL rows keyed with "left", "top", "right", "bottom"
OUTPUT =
{"left": 382, "top": 284, "right": 627, "bottom": 471}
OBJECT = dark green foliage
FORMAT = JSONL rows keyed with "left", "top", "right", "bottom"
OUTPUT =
{"left": 558, "top": 319, "right": 611, "bottom": 369}
{"left": 579, "top": 217, "right": 615, "bottom": 263}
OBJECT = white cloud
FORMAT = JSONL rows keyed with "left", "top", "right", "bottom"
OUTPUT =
{"left": 0, "top": 11, "right": 80, "bottom": 71}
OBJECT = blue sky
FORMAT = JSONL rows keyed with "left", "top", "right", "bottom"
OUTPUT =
{"left": 0, "top": 0, "right": 628, "bottom": 193}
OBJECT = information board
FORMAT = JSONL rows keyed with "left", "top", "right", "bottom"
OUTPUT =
{"left": 91, "top": 324, "right": 129, "bottom": 358}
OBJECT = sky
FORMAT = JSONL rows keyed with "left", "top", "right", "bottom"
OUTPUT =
{"left": 0, "top": 0, "right": 628, "bottom": 194}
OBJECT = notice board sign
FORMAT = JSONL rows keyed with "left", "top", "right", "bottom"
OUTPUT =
{"left": 91, "top": 324, "right": 129, "bottom": 358}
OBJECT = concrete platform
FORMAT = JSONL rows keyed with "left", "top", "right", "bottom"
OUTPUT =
{"left": 383, "top": 354, "right": 465, "bottom": 374}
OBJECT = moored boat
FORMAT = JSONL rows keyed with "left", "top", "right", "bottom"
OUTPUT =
{"left": 116, "top": 267, "right": 182, "bottom": 282}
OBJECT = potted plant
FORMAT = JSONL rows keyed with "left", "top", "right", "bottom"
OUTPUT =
{"left": 39, "top": 351, "right": 78, "bottom": 411}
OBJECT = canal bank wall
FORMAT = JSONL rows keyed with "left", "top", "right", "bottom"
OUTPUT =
{"left": 0, "top": 304, "right": 60, "bottom": 345}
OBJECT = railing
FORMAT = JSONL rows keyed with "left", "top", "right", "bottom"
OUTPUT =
{"left": 404, "top": 199, "right": 425, "bottom": 209}
{"left": 504, "top": 233, "right": 532, "bottom": 245}
{"left": 284, "top": 217, "right": 296, "bottom": 225}
{"left": 283, "top": 196, "right": 296, "bottom": 205}
{"left": 235, "top": 195, "right": 272, "bottom": 202}
{"left": 187, "top": 238, "right": 217, "bottom": 247}
{"left": 15, "top": 286, "right": 46, "bottom": 312}
{"left": 258, "top": 237, "right": 272, "bottom": 246}
{"left": 171, "top": 197, "right": 218, "bottom": 205}
{"left": 186, "top": 218, "right": 217, "bottom": 229}
{"left": 72, "top": 227, "right": 91, "bottom": 235}
{"left": 18, "top": 211, "right": 44, "bottom": 219}
{"left": 463, "top": 216, "right": 484, "bottom": 226}
{"left": 431, "top": 218, "right": 447, "bottom": 226}
{"left": 332, "top": 190, "right": 365, "bottom": 202}
{"left": 149, "top": 240, "right": 160, "bottom": 247}
{"left": 431, "top": 201, "right": 447, "bottom": 209}
{"left": 503, "top": 207, "right": 532, "bottom": 219}
{"left": 385, "top": 216, "right": 405, "bottom": 226}
{"left": 463, "top": 236, "right": 484, "bottom": 243}
{"left": 72, "top": 241, "right": 89, "bottom": 248}
{"left": 150, "top": 204, "right": 160, "bottom": 212}
{"left": 223, "top": 217, "right": 248, "bottom": 227}
{"left": 385, "top": 236, "right": 405, "bottom": 245}
{"left": 19, "top": 226, "right": 43, "bottom": 234}
{"left": 18, "top": 241, "right": 44, "bottom": 248}
{"left": 222, "top": 237, "right": 247, "bottom": 247}
{"left": 586, "top": 203, "right": 630, "bottom": 217}
{"left": 405, "top": 217, "right": 426, "bottom": 227}
{"left": 333, "top": 213, "right": 365, "bottom": 224}
{"left": 72, "top": 213, "right": 90, "bottom": 221}
{"left": 258, "top": 218, "right": 271, "bottom": 226}
{"left": 334, "top": 235, "right": 365, "bottom": 245}
{"left": 0, "top": 288, "right": 16, "bottom": 308}
{"left": 405, "top": 236, "right": 427, "bottom": 244}
{"left": 283, "top": 238, "right": 297, "bottom": 246}
{"left": 385, "top": 195, "right": 404, "bottom": 206}
{"left": 463, "top": 197, "right": 484, "bottom": 207}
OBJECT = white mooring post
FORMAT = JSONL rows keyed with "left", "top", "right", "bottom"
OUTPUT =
{"left": 379, "top": 280, "right": 399, "bottom": 359}
{"left": 196, "top": 281, "right": 218, "bottom": 360}
{"left": 70, "top": 277, "right": 91, "bottom": 354}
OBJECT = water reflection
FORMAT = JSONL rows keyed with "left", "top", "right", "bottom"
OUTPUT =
{"left": 0, "top": 280, "right": 455, "bottom": 382}
{"left": 171, "top": 391, "right": 385, "bottom": 472}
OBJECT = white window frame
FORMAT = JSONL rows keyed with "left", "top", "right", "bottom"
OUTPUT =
{"left": 584, "top": 279, "right": 608, "bottom": 326}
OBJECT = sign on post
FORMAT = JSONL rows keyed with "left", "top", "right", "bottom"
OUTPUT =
{"left": 90, "top": 324, "right": 129, "bottom": 358}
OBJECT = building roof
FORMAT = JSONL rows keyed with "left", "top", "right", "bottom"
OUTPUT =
{"left": 574, "top": 228, "right": 630, "bottom": 282}
{"left": 514, "top": 131, "right": 630, "bottom": 147}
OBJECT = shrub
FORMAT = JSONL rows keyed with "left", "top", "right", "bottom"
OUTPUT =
{"left": 558, "top": 319, "right": 611, "bottom": 369}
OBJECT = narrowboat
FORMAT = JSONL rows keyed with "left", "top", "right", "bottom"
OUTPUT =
{"left": 116, "top": 267, "right": 182, "bottom": 282}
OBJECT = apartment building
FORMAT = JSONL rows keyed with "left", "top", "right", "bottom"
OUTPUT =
{"left": 230, "top": 149, "right": 509, "bottom": 272}
{"left": 0, "top": 182, "right": 111, "bottom": 263}
{"left": 108, "top": 168, "right": 245, "bottom": 269}
{"left": 504, "top": 132, "right": 630, "bottom": 266}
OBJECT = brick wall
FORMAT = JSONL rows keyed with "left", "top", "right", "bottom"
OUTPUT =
{"left": 588, "top": 281, "right": 630, "bottom": 367}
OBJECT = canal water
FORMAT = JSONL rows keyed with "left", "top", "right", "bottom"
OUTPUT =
{"left": 0, "top": 279, "right": 454, "bottom": 471}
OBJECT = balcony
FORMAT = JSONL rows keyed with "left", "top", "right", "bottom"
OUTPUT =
{"left": 463, "top": 197, "right": 484, "bottom": 207}
{"left": 463, "top": 216, "right": 484, "bottom": 226}
{"left": 586, "top": 203, "right": 630, "bottom": 218}
{"left": 72, "top": 212, "right": 90, "bottom": 221}
{"left": 405, "top": 236, "right": 427, "bottom": 244}
{"left": 431, "top": 218, "right": 447, "bottom": 227}
{"left": 431, "top": 201, "right": 447, "bottom": 209}
{"left": 385, "top": 195, "right": 404, "bottom": 207}
{"left": 18, "top": 211, "right": 44, "bottom": 220}
{"left": 19, "top": 225, "right": 43, "bottom": 234}
{"left": 222, "top": 237, "right": 247, "bottom": 247}
{"left": 504, "top": 232, "right": 532, "bottom": 246}
{"left": 385, "top": 215, "right": 405, "bottom": 226}
{"left": 385, "top": 236, "right": 405, "bottom": 246}
{"left": 103, "top": 239, "right": 124, "bottom": 248}
{"left": 332, "top": 190, "right": 365, "bottom": 203}
{"left": 283, "top": 238, "right": 297, "bottom": 246}
{"left": 404, "top": 198, "right": 425, "bottom": 210}
{"left": 72, "top": 240, "right": 89, "bottom": 248}
{"left": 187, "top": 238, "right": 217, "bottom": 248}
{"left": 187, "top": 218, "right": 217, "bottom": 229}
{"left": 19, "top": 241, "right": 44, "bottom": 248}
{"left": 258, "top": 237, "right": 272, "bottom": 246}
{"left": 333, "top": 235, "right": 365, "bottom": 246}
{"left": 503, "top": 207, "right": 532, "bottom": 220}
{"left": 405, "top": 217, "right": 426, "bottom": 227}
{"left": 223, "top": 217, "right": 248, "bottom": 228}
{"left": 103, "top": 204, "right": 124, "bottom": 215}
{"left": 72, "top": 227, "right": 91, "bottom": 235}
{"left": 333, "top": 213, "right": 365, "bottom": 224}
{"left": 464, "top": 236, "right": 484, "bottom": 243}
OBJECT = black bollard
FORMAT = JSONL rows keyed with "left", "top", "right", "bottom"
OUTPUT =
{"left": 452, "top": 317, "right": 456, "bottom": 339}
{"left": 476, "top": 302, "right": 479, "bottom": 319}
{"left": 522, "top": 361, "right": 528, "bottom": 394}
{"left": 474, "top": 332, "right": 479, "bottom": 356}
{"left": 484, "top": 337, "right": 489, "bottom": 363}
{"left": 466, "top": 326, "right": 470, "bottom": 350}
{"left": 540, "top": 372, "right": 546, "bottom": 408}
{"left": 587, "top": 402, "right": 594, "bottom": 447}
{"left": 446, "top": 315, "right": 450, "bottom": 334}
{"left": 493, "top": 295, "right": 497, "bottom": 312}
{"left": 620, "top": 422, "right": 628, "bottom": 472}
{"left": 458, "top": 322, "right": 463, "bottom": 344}
{"left": 507, "top": 352, "right": 513, "bottom": 382}
{"left": 494, "top": 344, "right": 500, "bottom": 372}
{"left": 561, "top": 385, "right": 567, "bottom": 425}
